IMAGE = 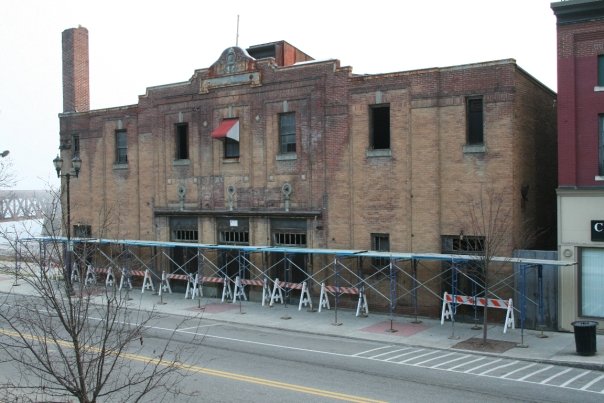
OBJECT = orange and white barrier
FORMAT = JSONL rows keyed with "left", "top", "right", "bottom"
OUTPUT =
{"left": 158, "top": 272, "right": 195, "bottom": 298}
{"left": 118, "top": 268, "right": 145, "bottom": 291}
{"left": 440, "top": 291, "right": 515, "bottom": 333}
{"left": 318, "top": 283, "right": 369, "bottom": 317}
{"left": 190, "top": 274, "right": 233, "bottom": 302}
{"left": 269, "top": 279, "right": 312, "bottom": 311}
{"left": 233, "top": 277, "right": 270, "bottom": 306}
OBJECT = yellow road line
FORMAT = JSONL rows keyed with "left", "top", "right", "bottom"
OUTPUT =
{"left": 0, "top": 328, "right": 386, "bottom": 403}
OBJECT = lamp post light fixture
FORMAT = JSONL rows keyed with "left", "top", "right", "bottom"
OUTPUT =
{"left": 53, "top": 153, "right": 82, "bottom": 293}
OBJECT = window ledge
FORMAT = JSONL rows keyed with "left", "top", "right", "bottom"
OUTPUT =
{"left": 276, "top": 153, "right": 297, "bottom": 161}
{"left": 173, "top": 159, "right": 191, "bottom": 166}
{"left": 595, "top": 176, "right": 604, "bottom": 181}
{"left": 463, "top": 144, "right": 486, "bottom": 154}
{"left": 223, "top": 158, "right": 240, "bottom": 164}
{"left": 113, "top": 163, "right": 128, "bottom": 170}
{"left": 594, "top": 86, "right": 604, "bottom": 92}
{"left": 366, "top": 149, "right": 392, "bottom": 158}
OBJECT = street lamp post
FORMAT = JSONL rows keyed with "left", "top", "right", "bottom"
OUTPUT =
{"left": 53, "top": 153, "right": 81, "bottom": 293}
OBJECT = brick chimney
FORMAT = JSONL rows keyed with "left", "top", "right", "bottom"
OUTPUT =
{"left": 62, "top": 26, "right": 89, "bottom": 113}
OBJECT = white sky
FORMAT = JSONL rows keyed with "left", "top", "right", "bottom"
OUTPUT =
{"left": 0, "top": 0, "right": 558, "bottom": 190}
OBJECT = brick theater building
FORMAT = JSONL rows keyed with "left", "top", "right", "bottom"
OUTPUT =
{"left": 58, "top": 26, "right": 557, "bottom": 313}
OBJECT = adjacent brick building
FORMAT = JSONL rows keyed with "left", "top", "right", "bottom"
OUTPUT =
{"left": 58, "top": 26, "right": 557, "bottom": 313}
{"left": 552, "top": 0, "right": 604, "bottom": 329}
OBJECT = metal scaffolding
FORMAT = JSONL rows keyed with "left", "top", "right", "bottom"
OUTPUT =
{"left": 20, "top": 236, "right": 574, "bottom": 333}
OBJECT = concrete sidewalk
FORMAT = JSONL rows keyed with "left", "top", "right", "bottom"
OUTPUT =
{"left": 0, "top": 271, "right": 602, "bottom": 371}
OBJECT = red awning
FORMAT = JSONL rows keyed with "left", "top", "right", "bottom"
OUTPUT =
{"left": 211, "top": 119, "right": 239, "bottom": 141}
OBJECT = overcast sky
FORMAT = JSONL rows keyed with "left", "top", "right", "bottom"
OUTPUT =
{"left": 0, "top": 0, "right": 558, "bottom": 190}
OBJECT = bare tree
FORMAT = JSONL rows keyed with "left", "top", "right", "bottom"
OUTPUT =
{"left": 462, "top": 187, "right": 513, "bottom": 344}
{"left": 0, "top": 153, "right": 16, "bottom": 188}
{"left": 0, "top": 192, "right": 202, "bottom": 402}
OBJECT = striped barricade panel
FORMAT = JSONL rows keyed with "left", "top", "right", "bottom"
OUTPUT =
{"left": 189, "top": 275, "right": 231, "bottom": 301}
{"left": 318, "top": 283, "right": 368, "bottom": 316}
{"left": 441, "top": 292, "right": 514, "bottom": 333}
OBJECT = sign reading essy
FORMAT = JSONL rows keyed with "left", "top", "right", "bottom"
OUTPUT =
{"left": 592, "top": 220, "right": 604, "bottom": 242}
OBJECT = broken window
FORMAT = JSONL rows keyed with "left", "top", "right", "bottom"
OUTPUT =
{"left": 175, "top": 123, "right": 189, "bottom": 160}
{"left": 467, "top": 97, "right": 484, "bottom": 145}
{"left": 115, "top": 130, "right": 127, "bottom": 164}
{"left": 370, "top": 105, "right": 390, "bottom": 150}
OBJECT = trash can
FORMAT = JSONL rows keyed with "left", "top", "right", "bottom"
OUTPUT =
{"left": 571, "top": 321, "right": 598, "bottom": 356}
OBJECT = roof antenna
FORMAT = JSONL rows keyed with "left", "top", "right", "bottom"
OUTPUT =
{"left": 236, "top": 15, "right": 240, "bottom": 47}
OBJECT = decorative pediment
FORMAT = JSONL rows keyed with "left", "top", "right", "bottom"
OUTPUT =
{"left": 201, "top": 47, "right": 261, "bottom": 93}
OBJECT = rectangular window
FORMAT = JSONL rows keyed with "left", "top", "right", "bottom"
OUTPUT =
{"left": 175, "top": 123, "right": 189, "bottom": 160}
{"left": 279, "top": 113, "right": 296, "bottom": 154}
{"left": 170, "top": 217, "right": 198, "bottom": 242}
{"left": 467, "top": 97, "right": 484, "bottom": 145}
{"left": 115, "top": 130, "right": 128, "bottom": 164}
{"left": 598, "top": 55, "right": 604, "bottom": 87}
{"left": 442, "top": 235, "right": 485, "bottom": 255}
{"left": 371, "top": 233, "right": 390, "bottom": 267}
{"left": 370, "top": 105, "right": 390, "bottom": 150}
{"left": 599, "top": 115, "right": 604, "bottom": 176}
{"left": 580, "top": 248, "right": 604, "bottom": 318}
{"left": 73, "top": 224, "right": 91, "bottom": 238}
{"left": 71, "top": 134, "right": 80, "bottom": 156}
{"left": 224, "top": 137, "right": 240, "bottom": 158}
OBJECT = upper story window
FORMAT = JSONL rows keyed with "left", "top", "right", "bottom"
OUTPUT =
{"left": 115, "top": 130, "right": 128, "bottom": 164}
{"left": 212, "top": 118, "right": 240, "bottom": 159}
{"left": 71, "top": 134, "right": 80, "bottom": 157}
{"left": 370, "top": 105, "right": 390, "bottom": 150}
{"left": 225, "top": 138, "right": 239, "bottom": 158}
{"left": 279, "top": 112, "right": 296, "bottom": 154}
{"left": 598, "top": 115, "right": 604, "bottom": 176}
{"left": 175, "top": 123, "right": 189, "bottom": 160}
{"left": 467, "top": 97, "right": 484, "bottom": 145}
{"left": 598, "top": 55, "right": 604, "bottom": 87}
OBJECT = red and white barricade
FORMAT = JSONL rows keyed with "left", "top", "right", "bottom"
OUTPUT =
{"left": 232, "top": 276, "right": 270, "bottom": 306}
{"left": 269, "top": 279, "right": 312, "bottom": 311}
{"left": 318, "top": 283, "right": 369, "bottom": 317}
{"left": 119, "top": 268, "right": 146, "bottom": 291}
{"left": 440, "top": 291, "right": 515, "bottom": 333}
{"left": 89, "top": 266, "right": 118, "bottom": 287}
{"left": 189, "top": 274, "right": 233, "bottom": 302}
{"left": 158, "top": 272, "right": 195, "bottom": 298}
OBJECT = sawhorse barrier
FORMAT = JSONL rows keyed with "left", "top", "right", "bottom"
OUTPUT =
{"left": 318, "top": 283, "right": 369, "bottom": 317}
{"left": 189, "top": 274, "right": 233, "bottom": 302}
{"left": 158, "top": 272, "right": 195, "bottom": 298}
{"left": 270, "top": 278, "right": 312, "bottom": 311}
{"left": 233, "top": 276, "right": 270, "bottom": 306}
{"left": 118, "top": 268, "right": 148, "bottom": 291}
{"left": 84, "top": 265, "right": 116, "bottom": 287}
{"left": 440, "top": 291, "right": 515, "bottom": 333}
